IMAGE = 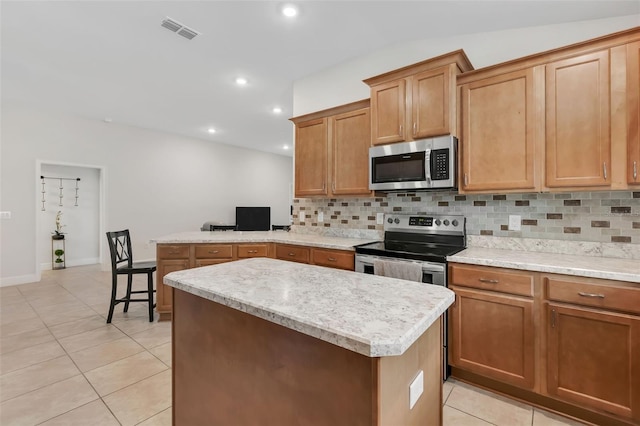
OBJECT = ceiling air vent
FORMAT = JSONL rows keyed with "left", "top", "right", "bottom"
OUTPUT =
{"left": 160, "top": 17, "right": 199, "bottom": 40}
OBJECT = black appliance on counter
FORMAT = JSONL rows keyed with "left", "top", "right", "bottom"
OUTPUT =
{"left": 235, "top": 207, "right": 270, "bottom": 231}
{"left": 354, "top": 213, "right": 466, "bottom": 379}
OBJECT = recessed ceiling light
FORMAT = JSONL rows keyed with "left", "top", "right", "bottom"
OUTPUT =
{"left": 235, "top": 77, "right": 248, "bottom": 86}
{"left": 272, "top": 107, "right": 282, "bottom": 114}
{"left": 282, "top": 4, "right": 298, "bottom": 17}
{"left": 208, "top": 128, "right": 216, "bottom": 134}
{"left": 283, "top": 145, "right": 290, "bottom": 150}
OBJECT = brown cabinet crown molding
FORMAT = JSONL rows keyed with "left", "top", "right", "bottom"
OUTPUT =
{"left": 362, "top": 49, "right": 474, "bottom": 86}
{"left": 289, "top": 99, "right": 370, "bottom": 124}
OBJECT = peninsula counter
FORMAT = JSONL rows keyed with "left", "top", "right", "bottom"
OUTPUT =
{"left": 164, "top": 257, "right": 454, "bottom": 425}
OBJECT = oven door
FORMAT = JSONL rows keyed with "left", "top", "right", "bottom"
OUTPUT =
{"left": 354, "top": 254, "right": 446, "bottom": 286}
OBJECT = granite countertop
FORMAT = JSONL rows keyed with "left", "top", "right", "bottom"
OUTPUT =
{"left": 164, "top": 257, "right": 454, "bottom": 357}
{"left": 448, "top": 247, "right": 640, "bottom": 284}
{"left": 150, "top": 231, "right": 379, "bottom": 251}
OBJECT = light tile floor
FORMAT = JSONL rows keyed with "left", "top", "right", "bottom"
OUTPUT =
{"left": 0, "top": 265, "right": 587, "bottom": 425}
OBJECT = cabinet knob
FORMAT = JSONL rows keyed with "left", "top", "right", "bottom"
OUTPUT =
{"left": 288, "top": 253, "right": 296, "bottom": 256}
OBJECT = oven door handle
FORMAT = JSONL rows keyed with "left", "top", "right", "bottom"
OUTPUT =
{"left": 356, "top": 256, "right": 445, "bottom": 273}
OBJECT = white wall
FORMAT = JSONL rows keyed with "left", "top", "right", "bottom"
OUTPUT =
{"left": 39, "top": 164, "right": 101, "bottom": 269}
{"left": 293, "top": 15, "right": 640, "bottom": 115}
{"left": 0, "top": 104, "right": 293, "bottom": 285}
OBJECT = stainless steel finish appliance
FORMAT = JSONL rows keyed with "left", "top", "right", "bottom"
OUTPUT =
{"left": 369, "top": 136, "right": 457, "bottom": 191}
{"left": 354, "top": 213, "right": 466, "bottom": 379}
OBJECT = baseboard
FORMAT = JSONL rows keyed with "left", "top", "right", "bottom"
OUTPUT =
{"left": 40, "top": 257, "right": 100, "bottom": 270}
{"left": 0, "top": 274, "right": 39, "bottom": 287}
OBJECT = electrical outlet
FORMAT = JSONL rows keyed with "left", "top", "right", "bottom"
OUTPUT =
{"left": 509, "top": 215, "right": 521, "bottom": 231}
{"left": 376, "top": 212, "right": 384, "bottom": 225}
{"left": 298, "top": 211, "right": 305, "bottom": 223}
{"left": 409, "top": 370, "right": 424, "bottom": 409}
{"left": 318, "top": 211, "right": 324, "bottom": 222}
{"left": 0, "top": 211, "right": 11, "bottom": 219}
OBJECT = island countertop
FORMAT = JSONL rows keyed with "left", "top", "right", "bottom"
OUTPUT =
{"left": 163, "top": 257, "right": 454, "bottom": 357}
{"left": 150, "top": 231, "right": 379, "bottom": 251}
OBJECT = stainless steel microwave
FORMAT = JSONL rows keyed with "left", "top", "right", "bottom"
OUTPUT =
{"left": 369, "top": 136, "right": 457, "bottom": 191}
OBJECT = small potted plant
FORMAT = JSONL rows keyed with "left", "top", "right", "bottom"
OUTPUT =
{"left": 54, "top": 249, "right": 65, "bottom": 264}
{"left": 52, "top": 211, "right": 65, "bottom": 240}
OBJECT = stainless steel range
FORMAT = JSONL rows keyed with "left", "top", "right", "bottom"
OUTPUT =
{"left": 354, "top": 213, "right": 466, "bottom": 378}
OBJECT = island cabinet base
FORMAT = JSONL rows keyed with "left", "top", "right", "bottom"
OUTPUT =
{"left": 172, "top": 288, "right": 443, "bottom": 426}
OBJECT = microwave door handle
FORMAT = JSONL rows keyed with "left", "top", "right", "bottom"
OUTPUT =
{"left": 424, "top": 149, "right": 431, "bottom": 183}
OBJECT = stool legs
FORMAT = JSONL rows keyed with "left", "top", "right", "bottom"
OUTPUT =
{"left": 107, "top": 273, "right": 118, "bottom": 324}
{"left": 147, "top": 272, "right": 154, "bottom": 322}
{"left": 124, "top": 274, "right": 133, "bottom": 312}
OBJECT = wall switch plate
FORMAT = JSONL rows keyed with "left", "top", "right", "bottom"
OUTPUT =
{"left": 298, "top": 211, "right": 305, "bottom": 222}
{"left": 409, "top": 370, "right": 424, "bottom": 409}
{"left": 318, "top": 211, "right": 324, "bottom": 222}
{"left": 509, "top": 215, "right": 521, "bottom": 231}
{"left": 0, "top": 211, "right": 11, "bottom": 219}
{"left": 376, "top": 212, "right": 384, "bottom": 225}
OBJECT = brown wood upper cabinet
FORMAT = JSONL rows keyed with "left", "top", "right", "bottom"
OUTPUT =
{"left": 458, "top": 27, "right": 640, "bottom": 193}
{"left": 545, "top": 50, "right": 611, "bottom": 188}
{"left": 459, "top": 67, "right": 542, "bottom": 192}
{"left": 628, "top": 40, "right": 640, "bottom": 185}
{"left": 291, "top": 100, "right": 371, "bottom": 198}
{"left": 364, "top": 50, "right": 474, "bottom": 145}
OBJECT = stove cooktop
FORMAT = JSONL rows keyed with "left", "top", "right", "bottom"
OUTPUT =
{"left": 354, "top": 240, "right": 465, "bottom": 263}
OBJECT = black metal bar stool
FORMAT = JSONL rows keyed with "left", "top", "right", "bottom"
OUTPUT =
{"left": 106, "top": 229, "right": 156, "bottom": 323}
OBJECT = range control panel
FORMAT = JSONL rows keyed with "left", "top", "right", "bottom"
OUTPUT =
{"left": 385, "top": 213, "right": 465, "bottom": 235}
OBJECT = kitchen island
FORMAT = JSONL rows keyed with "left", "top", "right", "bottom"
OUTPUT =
{"left": 164, "top": 257, "right": 454, "bottom": 426}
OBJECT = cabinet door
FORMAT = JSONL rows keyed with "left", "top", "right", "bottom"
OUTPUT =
{"left": 371, "top": 79, "right": 406, "bottom": 145}
{"left": 628, "top": 41, "right": 640, "bottom": 185}
{"left": 156, "top": 258, "right": 190, "bottom": 319}
{"left": 449, "top": 286, "right": 535, "bottom": 389}
{"left": 275, "top": 244, "right": 310, "bottom": 264}
{"left": 295, "top": 118, "right": 328, "bottom": 196}
{"left": 412, "top": 66, "right": 452, "bottom": 138}
{"left": 331, "top": 108, "right": 371, "bottom": 195}
{"left": 460, "top": 68, "right": 538, "bottom": 192}
{"left": 547, "top": 303, "right": 640, "bottom": 420}
{"left": 546, "top": 50, "right": 611, "bottom": 187}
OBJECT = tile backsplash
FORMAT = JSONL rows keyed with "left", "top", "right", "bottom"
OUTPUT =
{"left": 293, "top": 191, "right": 640, "bottom": 245}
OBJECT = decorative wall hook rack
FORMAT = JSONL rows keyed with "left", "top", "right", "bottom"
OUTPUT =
{"left": 40, "top": 176, "right": 81, "bottom": 211}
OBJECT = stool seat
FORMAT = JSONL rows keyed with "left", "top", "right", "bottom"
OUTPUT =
{"left": 106, "top": 229, "right": 157, "bottom": 323}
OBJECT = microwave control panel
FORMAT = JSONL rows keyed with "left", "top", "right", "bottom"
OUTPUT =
{"left": 430, "top": 149, "right": 449, "bottom": 180}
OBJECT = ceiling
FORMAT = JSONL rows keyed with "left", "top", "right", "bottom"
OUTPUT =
{"left": 2, "top": 1, "right": 638, "bottom": 157}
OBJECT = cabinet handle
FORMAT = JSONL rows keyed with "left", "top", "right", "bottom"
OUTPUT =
{"left": 551, "top": 309, "right": 556, "bottom": 328}
{"left": 634, "top": 161, "right": 638, "bottom": 181}
{"left": 247, "top": 250, "right": 257, "bottom": 254}
{"left": 399, "top": 124, "right": 403, "bottom": 136}
{"left": 578, "top": 292, "right": 605, "bottom": 299}
{"left": 322, "top": 182, "right": 326, "bottom": 192}
{"left": 168, "top": 251, "right": 180, "bottom": 255}
{"left": 413, "top": 122, "right": 417, "bottom": 136}
{"left": 603, "top": 162, "right": 607, "bottom": 180}
{"left": 327, "top": 257, "right": 336, "bottom": 262}
{"left": 288, "top": 252, "right": 296, "bottom": 257}
{"left": 332, "top": 182, "right": 335, "bottom": 192}
{"left": 464, "top": 173, "right": 468, "bottom": 187}
{"left": 478, "top": 278, "right": 499, "bottom": 284}
{"left": 208, "top": 250, "right": 219, "bottom": 254}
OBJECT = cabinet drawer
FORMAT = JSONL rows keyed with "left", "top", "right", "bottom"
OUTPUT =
{"left": 237, "top": 244, "right": 269, "bottom": 258}
{"left": 157, "top": 244, "right": 190, "bottom": 259}
{"left": 275, "top": 244, "right": 310, "bottom": 264}
{"left": 195, "top": 259, "right": 233, "bottom": 268}
{"left": 545, "top": 276, "right": 640, "bottom": 315}
{"left": 194, "top": 244, "right": 233, "bottom": 259}
{"left": 311, "top": 249, "right": 354, "bottom": 270}
{"left": 449, "top": 264, "right": 534, "bottom": 297}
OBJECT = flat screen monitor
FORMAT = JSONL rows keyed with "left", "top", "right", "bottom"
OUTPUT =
{"left": 236, "top": 207, "right": 270, "bottom": 231}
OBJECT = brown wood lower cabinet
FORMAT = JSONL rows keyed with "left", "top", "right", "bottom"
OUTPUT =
{"left": 449, "top": 285, "right": 535, "bottom": 390}
{"left": 448, "top": 263, "right": 640, "bottom": 425}
{"left": 547, "top": 303, "right": 640, "bottom": 420}
{"left": 157, "top": 242, "right": 355, "bottom": 320}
